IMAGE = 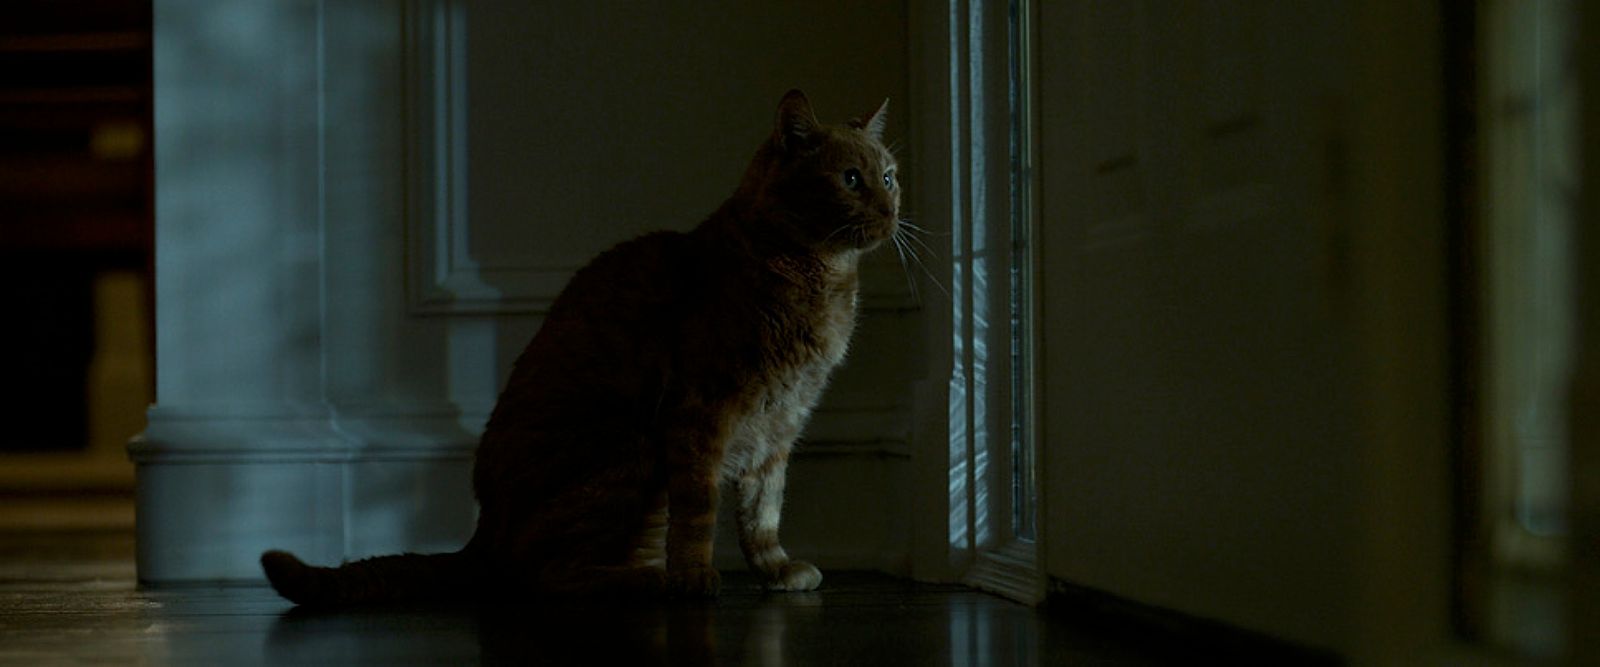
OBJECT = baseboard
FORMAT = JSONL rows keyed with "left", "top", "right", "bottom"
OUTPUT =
{"left": 1044, "top": 577, "right": 1343, "bottom": 665}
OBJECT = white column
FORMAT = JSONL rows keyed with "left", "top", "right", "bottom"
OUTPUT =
{"left": 135, "top": 0, "right": 476, "bottom": 584}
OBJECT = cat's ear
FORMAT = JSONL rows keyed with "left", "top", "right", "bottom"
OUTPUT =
{"left": 775, "top": 89, "right": 820, "bottom": 153}
{"left": 852, "top": 98, "right": 890, "bottom": 142}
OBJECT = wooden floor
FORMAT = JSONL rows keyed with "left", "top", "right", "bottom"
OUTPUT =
{"left": 1, "top": 530, "right": 1203, "bottom": 666}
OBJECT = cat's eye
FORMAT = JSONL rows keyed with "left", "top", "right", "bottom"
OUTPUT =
{"left": 843, "top": 168, "right": 863, "bottom": 190}
{"left": 883, "top": 170, "right": 895, "bottom": 188}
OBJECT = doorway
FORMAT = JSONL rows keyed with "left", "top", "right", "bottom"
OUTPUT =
{"left": 0, "top": 1, "right": 153, "bottom": 529}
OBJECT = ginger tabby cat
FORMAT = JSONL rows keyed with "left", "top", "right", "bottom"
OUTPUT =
{"left": 261, "top": 90, "right": 900, "bottom": 604}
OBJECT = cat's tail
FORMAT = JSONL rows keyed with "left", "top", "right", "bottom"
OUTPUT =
{"left": 260, "top": 547, "right": 480, "bottom": 607}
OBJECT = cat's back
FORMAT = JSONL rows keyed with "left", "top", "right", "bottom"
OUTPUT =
{"left": 500, "top": 229, "right": 709, "bottom": 391}
{"left": 475, "top": 230, "right": 706, "bottom": 486}
{"left": 555, "top": 230, "right": 701, "bottom": 311}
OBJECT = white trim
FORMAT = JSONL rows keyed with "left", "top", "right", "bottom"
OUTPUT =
{"left": 964, "top": 541, "right": 1045, "bottom": 604}
{"left": 403, "top": 0, "right": 569, "bottom": 316}
{"left": 131, "top": 403, "right": 907, "bottom": 465}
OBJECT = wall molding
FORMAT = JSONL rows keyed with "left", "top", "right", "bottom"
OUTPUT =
{"left": 133, "top": 401, "right": 904, "bottom": 464}
{"left": 133, "top": 402, "right": 479, "bottom": 464}
{"left": 403, "top": 0, "right": 572, "bottom": 316}
{"left": 400, "top": 0, "right": 921, "bottom": 316}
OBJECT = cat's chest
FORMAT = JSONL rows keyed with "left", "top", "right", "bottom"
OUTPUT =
{"left": 719, "top": 290, "right": 856, "bottom": 474}
{"left": 803, "top": 288, "right": 858, "bottom": 368}
{"left": 749, "top": 298, "right": 852, "bottom": 404}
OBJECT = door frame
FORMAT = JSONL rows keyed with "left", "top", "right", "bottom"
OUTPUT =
{"left": 907, "top": 0, "right": 1044, "bottom": 603}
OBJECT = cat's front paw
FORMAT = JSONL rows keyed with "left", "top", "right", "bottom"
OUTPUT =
{"left": 666, "top": 566, "right": 721, "bottom": 598}
{"left": 765, "top": 560, "right": 822, "bottom": 592}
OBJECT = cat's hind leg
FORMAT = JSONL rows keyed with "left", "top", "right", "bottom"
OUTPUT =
{"left": 628, "top": 491, "right": 668, "bottom": 570}
{"left": 533, "top": 491, "right": 672, "bottom": 597}
{"left": 657, "top": 415, "right": 727, "bottom": 598}
{"left": 663, "top": 456, "right": 722, "bottom": 597}
{"left": 501, "top": 472, "right": 669, "bottom": 598}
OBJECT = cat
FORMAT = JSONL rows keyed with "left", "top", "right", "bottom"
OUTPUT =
{"left": 260, "top": 89, "right": 900, "bottom": 605}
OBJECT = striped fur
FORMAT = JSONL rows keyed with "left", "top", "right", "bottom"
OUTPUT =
{"left": 259, "top": 90, "right": 898, "bottom": 605}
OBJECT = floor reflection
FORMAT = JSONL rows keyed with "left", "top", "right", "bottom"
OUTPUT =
{"left": 265, "top": 600, "right": 704, "bottom": 665}
{"left": 255, "top": 577, "right": 1048, "bottom": 666}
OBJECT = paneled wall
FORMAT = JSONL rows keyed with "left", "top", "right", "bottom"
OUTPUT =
{"left": 138, "top": 0, "right": 923, "bottom": 583}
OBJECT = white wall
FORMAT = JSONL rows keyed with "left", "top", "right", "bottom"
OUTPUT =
{"left": 1033, "top": 1, "right": 1454, "bottom": 661}
{"left": 139, "top": 0, "right": 924, "bottom": 582}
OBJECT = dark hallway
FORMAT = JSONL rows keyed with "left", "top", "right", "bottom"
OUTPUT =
{"left": 4, "top": 1, "right": 1598, "bottom": 665}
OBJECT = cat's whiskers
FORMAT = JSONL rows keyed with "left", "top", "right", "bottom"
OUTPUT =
{"left": 895, "top": 222, "right": 941, "bottom": 259}
{"left": 895, "top": 219, "right": 946, "bottom": 237}
{"left": 889, "top": 232, "right": 922, "bottom": 305}
{"left": 890, "top": 225, "right": 951, "bottom": 300}
{"left": 890, "top": 218, "right": 947, "bottom": 274}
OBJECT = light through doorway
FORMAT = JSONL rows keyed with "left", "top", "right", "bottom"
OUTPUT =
{"left": 945, "top": 0, "right": 1041, "bottom": 603}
